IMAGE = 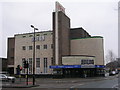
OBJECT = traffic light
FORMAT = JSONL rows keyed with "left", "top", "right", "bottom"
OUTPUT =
{"left": 23, "top": 60, "right": 27, "bottom": 68}
{"left": 16, "top": 65, "right": 21, "bottom": 75}
{"left": 20, "top": 66, "right": 22, "bottom": 71}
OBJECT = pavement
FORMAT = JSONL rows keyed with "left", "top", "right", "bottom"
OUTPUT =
{"left": 1, "top": 79, "right": 39, "bottom": 88}
{"left": 1, "top": 74, "right": 118, "bottom": 88}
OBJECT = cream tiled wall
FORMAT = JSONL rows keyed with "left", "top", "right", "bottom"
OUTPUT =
{"left": 71, "top": 38, "right": 104, "bottom": 65}
{"left": 14, "top": 31, "right": 53, "bottom": 74}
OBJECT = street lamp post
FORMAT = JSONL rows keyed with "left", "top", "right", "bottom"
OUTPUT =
{"left": 31, "top": 25, "right": 38, "bottom": 85}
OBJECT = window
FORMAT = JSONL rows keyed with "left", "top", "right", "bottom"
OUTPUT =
{"left": 81, "top": 59, "right": 94, "bottom": 65}
{"left": 29, "top": 35, "right": 33, "bottom": 37}
{"left": 44, "top": 58, "right": 47, "bottom": 67}
{"left": 44, "top": 34, "right": 47, "bottom": 35}
{"left": 36, "top": 45, "right": 40, "bottom": 49}
{"left": 29, "top": 46, "right": 32, "bottom": 50}
{"left": 22, "top": 46, "right": 26, "bottom": 50}
{"left": 36, "top": 34, "right": 40, "bottom": 36}
{"left": 89, "top": 60, "right": 94, "bottom": 64}
{"left": 43, "top": 45, "right": 47, "bottom": 49}
{"left": 36, "top": 58, "right": 40, "bottom": 68}
{"left": 86, "top": 60, "right": 88, "bottom": 64}
{"left": 29, "top": 58, "right": 32, "bottom": 74}
{"left": 22, "top": 58, "right": 26, "bottom": 74}
{"left": 23, "top": 36, "right": 26, "bottom": 38}
{"left": 81, "top": 60, "right": 84, "bottom": 64}
{"left": 44, "top": 58, "right": 47, "bottom": 73}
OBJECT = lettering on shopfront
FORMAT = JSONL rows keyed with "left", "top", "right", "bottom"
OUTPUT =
{"left": 81, "top": 59, "right": 94, "bottom": 65}
{"left": 81, "top": 59, "right": 95, "bottom": 68}
{"left": 81, "top": 65, "right": 95, "bottom": 68}
{"left": 32, "top": 36, "right": 45, "bottom": 42}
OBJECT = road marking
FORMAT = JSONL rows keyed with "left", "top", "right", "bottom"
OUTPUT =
{"left": 112, "top": 84, "right": 118, "bottom": 88}
{"left": 70, "top": 83, "right": 84, "bottom": 88}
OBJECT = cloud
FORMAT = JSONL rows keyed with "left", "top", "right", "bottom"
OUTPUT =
{"left": 0, "top": 1, "right": 118, "bottom": 58}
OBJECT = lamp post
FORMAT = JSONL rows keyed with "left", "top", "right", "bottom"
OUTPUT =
{"left": 31, "top": 25, "right": 38, "bottom": 85}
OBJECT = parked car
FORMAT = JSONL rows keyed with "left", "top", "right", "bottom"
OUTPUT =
{"left": 104, "top": 72, "right": 109, "bottom": 77}
{"left": 0, "top": 74, "right": 16, "bottom": 83}
{"left": 109, "top": 71, "right": 116, "bottom": 76}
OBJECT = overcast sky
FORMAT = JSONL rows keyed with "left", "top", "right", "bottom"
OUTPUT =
{"left": 0, "top": 0, "right": 119, "bottom": 63}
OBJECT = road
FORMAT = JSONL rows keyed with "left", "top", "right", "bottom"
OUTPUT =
{"left": 70, "top": 77, "right": 118, "bottom": 88}
{"left": 33, "top": 75, "right": 119, "bottom": 89}
{"left": 2, "top": 75, "right": 119, "bottom": 90}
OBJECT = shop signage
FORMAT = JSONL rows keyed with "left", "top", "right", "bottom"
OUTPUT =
{"left": 50, "top": 65, "right": 81, "bottom": 69}
{"left": 32, "top": 35, "right": 45, "bottom": 42}
{"left": 56, "top": 1, "right": 65, "bottom": 13}
{"left": 81, "top": 65, "right": 95, "bottom": 68}
{"left": 49, "top": 65, "right": 105, "bottom": 69}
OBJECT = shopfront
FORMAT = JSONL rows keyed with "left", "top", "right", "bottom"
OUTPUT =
{"left": 50, "top": 65, "right": 105, "bottom": 78}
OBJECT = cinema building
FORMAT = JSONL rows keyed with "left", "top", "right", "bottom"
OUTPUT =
{"left": 7, "top": 2, "right": 105, "bottom": 77}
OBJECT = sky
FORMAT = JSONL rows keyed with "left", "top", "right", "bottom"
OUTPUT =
{"left": 0, "top": 0, "right": 119, "bottom": 64}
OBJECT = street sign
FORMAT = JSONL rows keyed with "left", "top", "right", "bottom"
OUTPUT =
{"left": 81, "top": 65, "right": 95, "bottom": 68}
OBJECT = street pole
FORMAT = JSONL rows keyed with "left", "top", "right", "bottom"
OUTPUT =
{"left": 26, "top": 60, "right": 29, "bottom": 85}
{"left": 33, "top": 27, "right": 35, "bottom": 85}
{"left": 31, "top": 25, "right": 38, "bottom": 85}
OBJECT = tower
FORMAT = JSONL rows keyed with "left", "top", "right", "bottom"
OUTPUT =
{"left": 53, "top": 2, "right": 71, "bottom": 65}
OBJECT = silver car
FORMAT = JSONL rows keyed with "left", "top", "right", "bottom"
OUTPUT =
{"left": 0, "top": 74, "right": 16, "bottom": 83}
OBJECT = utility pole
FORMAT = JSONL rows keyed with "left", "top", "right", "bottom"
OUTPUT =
{"left": 31, "top": 25, "right": 38, "bottom": 85}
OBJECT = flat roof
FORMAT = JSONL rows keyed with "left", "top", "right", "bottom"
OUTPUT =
{"left": 71, "top": 36, "right": 103, "bottom": 40}
{"left": 62, "top": 55, "right": 95, "bottom": 57}
{"left": 14, "top": 30, "right": 52, "bottom": 36}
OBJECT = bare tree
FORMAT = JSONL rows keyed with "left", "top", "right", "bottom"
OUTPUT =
{"left": 106, "top": 50, "right": 116, "bottom": 70}
{"left": 106, "top": 50, "right": 116, "bottom": 63}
